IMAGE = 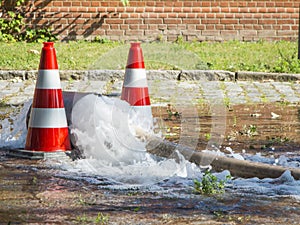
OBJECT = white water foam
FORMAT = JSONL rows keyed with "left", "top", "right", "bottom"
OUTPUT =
{"left": 65, "top": 94, "right": 201, "bottom": 185}
{"left": 0, "top": 100, "right": 31, "bottom": 149}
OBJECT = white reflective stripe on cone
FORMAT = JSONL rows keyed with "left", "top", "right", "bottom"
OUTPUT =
{"left": 36, "top": 70, "right": 61, "bottom": 89}
{"left": 123, "top": 68, "right": 148, "bottom": 87}
{"left": 28, "top": 108, "right": 68, "bottom": 128}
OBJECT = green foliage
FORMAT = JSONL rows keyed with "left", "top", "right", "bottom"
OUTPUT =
{"left": 95, "top": 213, "right": 109, "bottom": 224}
{"left": 120, "top": 0, "right": 130, "bottom": 6}
{"left": 23, "top": 27, "right": 57, "bottom": 43}
{"left": 193, "top": 170, "right": 231, "bottom": 195}
{"left": 273, "top": 46, "right": 300, "bottom": 73}
{"left": 183, "top": 40, "right": 299, "bottom": 74}
{"left": 0, "top": 41, "right": 299, "bottom": 73}
{"left": 93, "top": 36, "right": 112, "bottom": 44}
{"left": 0, "top": 0, "right": 57, "bottom": 42}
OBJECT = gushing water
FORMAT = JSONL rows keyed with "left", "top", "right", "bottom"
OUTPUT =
{"left": 66, "top": 94, "right": 201, "bottom": 185}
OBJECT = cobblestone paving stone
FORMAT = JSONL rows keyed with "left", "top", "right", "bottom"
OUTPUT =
{"left": 1, "top": 79, "right": 300, "bottom": 106}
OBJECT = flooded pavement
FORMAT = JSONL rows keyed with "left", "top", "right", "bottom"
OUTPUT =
{"left": 1, "top": 77, "right": 300, "bottom": 224}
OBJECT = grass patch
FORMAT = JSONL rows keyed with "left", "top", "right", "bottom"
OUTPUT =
{"left": 0, "top": 40, "right": 299, "bottom": 73}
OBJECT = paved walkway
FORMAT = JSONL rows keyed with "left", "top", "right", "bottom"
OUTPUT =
{"left": 1, "top": 78, "right": 300, "bottom": 106}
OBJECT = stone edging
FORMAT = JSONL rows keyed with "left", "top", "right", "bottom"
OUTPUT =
{"left": 0, "top": 70, "right": 299, "bottom": 82}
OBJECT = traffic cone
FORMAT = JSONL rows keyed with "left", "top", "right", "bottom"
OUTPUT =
{"left": 121, "top": 43, "right": 151, "bottom": 108}
{"left": 25, "top": 42, "right": 71, "bottom": 153}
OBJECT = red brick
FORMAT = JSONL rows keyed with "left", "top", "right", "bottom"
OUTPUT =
{"left": 62, "top": 1, "right": 71, "bottom": 7}
{"left": 164, "top": 1, "right": 174, "bottom": 7}
{"left": 215, "top": 24, "right": 224, "bottom": 30}
{"left": 230, "top": 7, "right": 239, "bottom": 13}
{"left": 125, "top": 7, "right": 135, "bottom": 13}
{"left": 154, "top": 7, "right": 164, "bottom": 13}
{"left": 202, "top": 1, "right": 211, "bottom": 7}
{"left": 258, "top": 19, "right": 276, "bottom": 25}
{"left": 107, "top": 30, "right": 124, "bottom": 36}
{"left": 183, "top": 2, "right": 193, "bottom": 7}
{"left": 148, "top": 24, "right": 158, "bottom": 30}
{"left": 72, "top": 1, "right": 81, "bottom": 7}
{"left": 266, "top": 2, "right": 275, "bottom": 7}
{"left": 120, "top": 13, "right": 129, "bottom": 19}
{"left": 247, "top": 2, "right": 257, "bottom": 7}
{"left": 91, "top": 1, "right": 100, "bottom": 7}
{"left": 196, "top": 24, "right": 205, "bottom": 30}
{"left": 77, "top": 7, "right": 88, "bottom": 12}
{"left": 277, "top": 19, "right": 296, "bottom": 25}
{"left": 201, "top": 19, "right": 219, "bottom": 24}
{"left": 135, "top": 7, "right": 144, "bottom": 13}
{"left": 129, "top": 24, "right": 139, "bottom": 29}
{"left": 286, "top": 8, "right": 296, "bottom": 13}
{"left": 105, "top": 19, "right": 124, "bottom": 24}
{"left": 183, "top": 19, "right": 200, "bottom": 24}
{"left": 173, "top": 7, "right": 182, "bottom": 13}
{"left": 183, "top": 7, "right": 192, "bottom": 13}
{"left": 192, "top": 7, "right": 201, "bottom": 13}
{"left": 81, "top": 2, "right": 89, "bottom": 7}
{"left": 148, "top": 13, "right": 157, "bottom": 18}
{"left": 125, "top": 30, "right": 144, "bottom": 36}
{"left": 52, "top": 1, "right": 63, "bottom": 7}
{"left": 240, "top": 19, "right": 258, "bottom": 24}
{"left": 159, "top": 13, "right": 168, "bottom": 19}
{"left": 168, "top": 13, "right": 178, "bottom": 18}
{"left": 120, "top": 24, "right": 129, "bottom": 30}
{"left": 125, "top": 19, "right": 143, "bottom": 24}
{"left": 216, "top": 13, "right": 225, "bottom": 19}
{"left": 211, "top": 7, "right": 220, "bottom": 13}
{"left": 220, "top": 19, "right": 238, "bottom": 24}
{"left": 249, "top": 8, "right": 258, "bottom": 13}
{"left": 69, "top": 7, "right": 78, "bottom": 12}
{"left": 139, "top": 24, "right": 148, "bottom": 29}
{"left": 164, "top": 7, "right": 173, "bottom": 13}
{"left": 187, "top": 13, "right": 196, "bottom": 18}
{"left": 218, "top": 7, "right": 228, "bottom": 13}
{"left": 146, "top": 1, "right": 155, "bottom": 7}
{"left": 258, "top": 8, "right": 267, "bottom": 13}
{"left": 178, "top": 13, "right": 187, "bottom": 18}
{"left": 164, "top": 18, "right": 182, "bottom": 24}
{"left": 144, "top": 19, "right": 163, "bottom": 24}
{"left": 174, "top": 2, "right": 183, "bottom": 7}
{"left": 87, "top": 7, "right": 97, "bottom": 13}
{"left": 145, "top": 7, "right": 154, "bottom": 12}
{"left": 129, "top": 13, "right": 139, "bottom": 18}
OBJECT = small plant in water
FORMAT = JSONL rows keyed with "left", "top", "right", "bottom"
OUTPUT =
{"left": 95, "top": 212, "right": 110, "bottom": 224}
{"left": 166, "top": 104, "right": 181, "bottom": 120}
{"left": 193, "top": 170, "right": 231, "bottom": 195}
{"left": 204, "top": 133, "right": 211, "bottom": 141}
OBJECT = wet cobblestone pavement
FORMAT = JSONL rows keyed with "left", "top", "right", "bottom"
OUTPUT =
{"left": 1, "top": 78, "right": 300, "bottom": 106}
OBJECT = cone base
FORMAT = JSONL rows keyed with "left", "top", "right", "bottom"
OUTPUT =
{"left": 7, "top": 149, "right": 71, "bottom": 160}
{"left": 25, "top": 127, "right": 71, "bottom": 152}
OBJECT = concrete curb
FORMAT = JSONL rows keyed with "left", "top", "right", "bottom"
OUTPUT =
{"left": 0, "top": 69, "right": 299, "bottom": 82}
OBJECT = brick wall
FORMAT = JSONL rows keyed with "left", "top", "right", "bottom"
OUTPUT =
{"left": 25, "top": 0, "right": 299, "bottom": 42}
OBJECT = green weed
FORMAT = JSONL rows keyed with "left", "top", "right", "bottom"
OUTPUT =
{"left": 193, "top": 170, "right": 231, "bottom": 195}
{"left": 95, "top": 213, "right": 110, "bottom": 224}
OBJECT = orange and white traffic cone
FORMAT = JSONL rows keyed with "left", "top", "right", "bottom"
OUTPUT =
{"left": 24, "top": 42, "right": 71, "bottom": 156}
{"left": 121, "top": 43, "right": 152, "bottom": 120}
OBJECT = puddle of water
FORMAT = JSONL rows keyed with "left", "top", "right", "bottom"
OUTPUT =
{"left": 1, "top": 97, "right": 300, "bottom": 198}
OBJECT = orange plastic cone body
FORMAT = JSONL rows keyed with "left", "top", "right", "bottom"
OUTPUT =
{"left": 121, "top": 43, "right": 151, "bottom": 106}
{"left": 25, "top": 42, "right": 71, "bottom": 152}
